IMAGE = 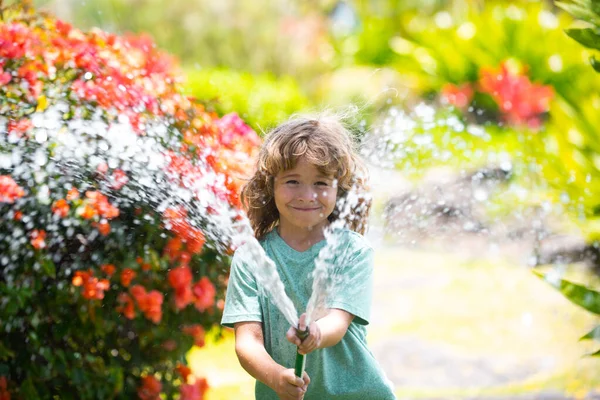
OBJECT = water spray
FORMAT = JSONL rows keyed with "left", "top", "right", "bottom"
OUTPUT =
{"left": 294, "top": 326, "right": 310, "bottom": 378}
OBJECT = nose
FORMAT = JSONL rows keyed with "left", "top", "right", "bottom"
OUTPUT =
{"left": 297, "top": 184, "right": 318, "bottom": 203}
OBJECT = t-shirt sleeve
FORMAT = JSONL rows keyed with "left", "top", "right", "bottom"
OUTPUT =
{"left": 325, "top": 243, "right": 374, "bottom": 326}
{"left": 221, "top": 247, "right": 263, "bottom": 328}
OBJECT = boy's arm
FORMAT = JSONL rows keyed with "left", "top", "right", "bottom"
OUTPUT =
{"left": 234, "top": 321, "right": 309, "bottom": 399}
{"left": 287, "top": 309, "right": 354, "bottom": 355}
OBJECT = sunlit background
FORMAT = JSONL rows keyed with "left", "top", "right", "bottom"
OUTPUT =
{"left": 3, "top": 0, "right": 600, "bottom": 398}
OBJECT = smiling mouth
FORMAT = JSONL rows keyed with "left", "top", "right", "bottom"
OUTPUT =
{"left": 291, "top": 206, "right": 321, "bottom": 211}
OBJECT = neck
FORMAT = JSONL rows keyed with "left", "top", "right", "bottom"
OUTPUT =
{"left": 277, "top": 223, "right": 327, "bottom": 252}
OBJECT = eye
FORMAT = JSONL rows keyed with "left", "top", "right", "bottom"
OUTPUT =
{"left": 315, "top": 181, "right": 329, "bottom": 186}
{"left": 286, "top": 180, "right": 299, "bottom": 185}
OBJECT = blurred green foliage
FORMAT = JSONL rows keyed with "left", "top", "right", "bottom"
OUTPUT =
{"left": 183, "top": 68, "right": 310, "bottom": 134}
{"left": 334, "top": 0, "right": 600, "bottom": 241}
{"left": 33, "top": 0, "right": 332, "bottom": 79}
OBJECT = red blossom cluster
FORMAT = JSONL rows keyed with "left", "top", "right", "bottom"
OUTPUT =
{"left": 137, "top": 371, "right": 208, "bottom": 400}
{"left": 182, "top": 324, "right": 207, "bottom": 347}
{"left": 0, "top": 377, "right": 9, "bottom": 400}
{"left": 0, "top": 176, "right": 25, "bottom": 203}
{"left": 163, "top": 207, "right": 206, "bottom": 255}
{"left": 180, "top": 377, "right": 209, "bottom": 400}
{"left": 137, "top": 376, "right": 162, "bottom": 400}
{"left": 72, "top": 270, "right": 110, "bottom": 300}
{"left": 130, "top": 285, "right": 164, "bottom": 324}
{"left": 441, "top": 60, "right": 554, "bottom": 129}
{"left": 167, "top": 262, "right": 216, "bottom": 315}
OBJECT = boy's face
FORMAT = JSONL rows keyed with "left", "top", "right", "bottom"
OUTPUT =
{"left": 274, "top": 157, "right": 337, "bottom": 233}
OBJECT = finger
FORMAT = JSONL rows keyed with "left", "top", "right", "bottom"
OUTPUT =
{"left": 297, "top": 343, "right": 310, "bottom": 355}
{"left": 303, "top": 371, "right": 310, "bottom": 385}
{"left": 298, "top": 313, "right": 307, "bottom": 331}
{"left": 286, "top": 328, "right": 300, "bottom": 345}
{"left": 284, "top": 370, "right": 305, "bottom": 387}
{"left": 303, "top": 336, "right": 315, "bottom": 347}
{"left": 286, "top": 385, "right": 305, "bottom": 399}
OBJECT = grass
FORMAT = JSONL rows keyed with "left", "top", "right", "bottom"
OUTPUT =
{"left": 188, "top": 245, "right": 600, "bottom": 399}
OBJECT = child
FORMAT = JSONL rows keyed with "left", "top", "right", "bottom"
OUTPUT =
{"left": 221, "top": 116, "right": 396, "bottom": 399}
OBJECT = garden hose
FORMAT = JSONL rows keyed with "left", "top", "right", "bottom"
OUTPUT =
{"left": 294, "top": 326, "right": 310, "bottom": 378}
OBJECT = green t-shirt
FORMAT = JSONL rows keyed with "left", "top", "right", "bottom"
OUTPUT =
{"left": 222, "top": 229, "right": 396, "bottom": 400}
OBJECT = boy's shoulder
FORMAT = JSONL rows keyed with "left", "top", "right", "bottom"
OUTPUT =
{"left": 231, "top": 231, "right": 276, "bottom": 263}
{"left": 335, "top": 228, "right": 372, "bottom": 252}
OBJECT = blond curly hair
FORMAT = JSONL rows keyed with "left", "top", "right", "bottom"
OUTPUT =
{"left": 241, "top": 116, "right": 371, "bottom": 240}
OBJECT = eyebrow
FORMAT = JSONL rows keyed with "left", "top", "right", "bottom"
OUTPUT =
{"left": 279, "top": 173, "right": 333, "bottom": 180}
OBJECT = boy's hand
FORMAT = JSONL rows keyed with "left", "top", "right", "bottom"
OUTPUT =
{"left": 286, "top": 313, "right": 322, "bottom": 355}
{"left": 273, "top": 368, "right": 310, "bottom": 400}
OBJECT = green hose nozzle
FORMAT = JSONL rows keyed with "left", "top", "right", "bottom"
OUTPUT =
{"left": 294, "top": 326, "right": 309, "bottom": 378}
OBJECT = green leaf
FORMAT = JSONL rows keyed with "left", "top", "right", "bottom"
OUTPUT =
{"left": 590, "top": 55, "right": 600, "bottom": 72}
{"left": 580, "top": 325, "right": 600, "bottom": 341}
{"left": 40, "top": 258, "right": 56, "bottom": 278}
{"left": 0, "top": 342, "right": 15, "bottom": 361}
{"left": 20, "top": 377, "right": 40, "bottom": 400}
{"left": 589, "top": 348, "right": 600, "bottom": 356}
{"left": 565, "top": 28, "right": 600, "bottom": 50}
{"left": 557, "top": 1, "right": 600, "bottom": 23}
{"left": 109, "top": 366, "right": 124, "bottom": 395}
{"left": 533, "top": 270, "right": 600, "bottom": 315}
{"left": 593, "top": 0, "right": 600, "bottom": 16}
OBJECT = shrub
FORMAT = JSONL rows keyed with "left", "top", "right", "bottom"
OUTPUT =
{"left": 183, "top": 68, "right": 310, "bottom": 134}
{"left": 0, "top": 4, "right": 259, "bottom": 399}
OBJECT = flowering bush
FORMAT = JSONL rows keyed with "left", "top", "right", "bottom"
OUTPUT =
{"left": 0, "top": 5, "right": 259, "bottom": 399}
{"left": 441, "top": 60, "right": 554, "bottom": 129}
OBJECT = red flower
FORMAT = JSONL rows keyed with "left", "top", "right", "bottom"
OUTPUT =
{"left": 174, "top": 286, "right": 194, "bottom": 311}
{"left": 0, "top": 376, "right": 10, "bottom": 400}
{"left": 0, "top": 176, "right": 25, "bottom": 203}
{"left": 193, "top": 277, "right": 216, "bottom": 313}
{"left": 116, "top": 292, "right": 135, "bottom": 319}
{"left": 80, "top": 204, "right": 97, "bottom": 220}
{"left": 182, "top": 324, "right": 206, "bottom": 347}
{"left": 179, "top": 252, "right": 192, "bottom": 265}
{"left": 130, "top": 284, "right": 147, "bottom": 304}
{"left": 85, "top": 191, "right": 120, "bottom": 219}
{"left": 162, "top": 340, "right": 177, "bottom": 351}
{"left": 54, "top": 20, "right": 72, "bottom": 36}
{"left": 120, "top": 268, "right": 136, "bottom": 287}
{"left": 168, "top": 265, "right": 194, "bottom": 310}
{"left": 176, "top": 363, "right": 193, "bottom": 383}
{"left": 130, "top": 285, "right": 163, "bottom": 324}
{"left": 101, "top": 264, "right": 116, "bottom": 276}
{"left": 163, "top": 237, "right": 183, "bottom": 261}
{"left": 142, "top": 291, "right": 164, "bottom": 324}
{"left": 51, "top": 199, "right": 70, "bottom": 217}
{"left": 30, "top": 229, "right": 46, "bottom": 250}
{"left": 180, "top": 377, "right": 209, "bottom": 400}
{"left": 136, "top": 256, "right": 152, "bottom": 271}
{"left": 72, "top": 270, "right": 109, "bottom": 300}
{"left": 168, "top": 265, "right": 192, "bottom": 290}
{"left": 185, "top": 229, "right": 205, "bottom": 254}
{"left": 66, "top": 187, "right": 80, "bottom": 200}
{"left": 478, "top": 60, "right": 553, "bottom": 128}
{"left": 7, "top": 119, "right": 33, "bottom": 136}
{"left": 137, "top": 376, "right": 161, "bottom": 400}
{"left": 0, "top": 22, "right": 39, "bottom": 59}
{"left": 441, "top": 83, "right": 474, "bottom": 109}
{"left": 0, "top": 68, "right": 11, "bottom": 85}
{"left": 95, "top": 220, "right": 111, "bottom": 236}
{"left": 215, "top": 112, "right": 260, "bottom": 147}
{"left": 110, "top": 169, "right": 129, "bottom": 190}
